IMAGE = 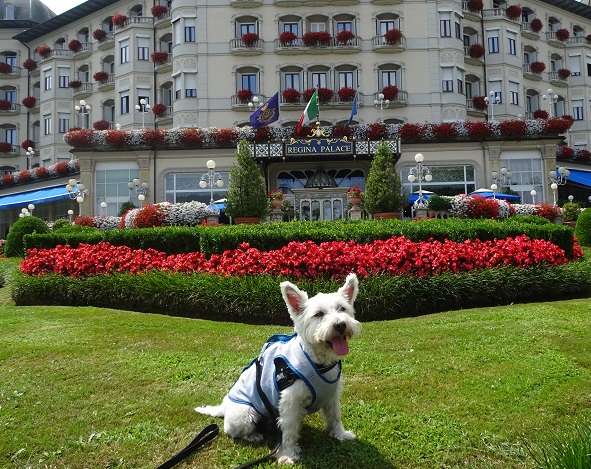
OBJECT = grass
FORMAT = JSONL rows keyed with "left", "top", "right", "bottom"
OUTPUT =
{"left": 1, "top": 253, "right": 590, "bottom": 468}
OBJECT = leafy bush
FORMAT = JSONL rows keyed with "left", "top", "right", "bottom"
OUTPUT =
{"left": 364, "top": 141, "right": 406, "bottom": 215}
{"left": 562, "top": 202, "right": 581, "bottom": 222}
{"left": 51, "top": 218, "right": 72, "bottom": 231}
{"left": 4, "top": 216, "right": 49, "bottom": 257}
{"left": 426, "top": 194, "right": 452, "bottom": 211}
{"left": 574, "top": 208, "right": 591, "bottom": 246}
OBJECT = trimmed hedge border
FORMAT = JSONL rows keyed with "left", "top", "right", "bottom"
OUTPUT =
{"left": 12, "top": 260, "right": 591, "bottom": 325}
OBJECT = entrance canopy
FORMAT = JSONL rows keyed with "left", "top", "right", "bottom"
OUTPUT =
{"left": 0, "top": 185, "right": 72, "bottom": 210}
{"left": 469, "top": 189, "right": 520, "bottom": 201}
{"left": 567, "top": 169, "right": 591, "bottom": 187}
{"left": 408, "top": 191, "right": 434, "bottom": 203}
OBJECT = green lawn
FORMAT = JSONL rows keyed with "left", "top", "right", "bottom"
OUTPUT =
{"left": 1, "top": 278, "right": 590, "bottom": 468}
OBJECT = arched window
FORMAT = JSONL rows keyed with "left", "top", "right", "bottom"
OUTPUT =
{"left": 4, "top": 4, "right": 15, "bottom": 20}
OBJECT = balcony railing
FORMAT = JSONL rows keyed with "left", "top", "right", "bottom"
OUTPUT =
{"left": 372, "top": 35, "right": 407, "bottom": 50}
{"left": 0, "top": 102, "right": 21, "bottom": 112}
{"left": 155, "top": 106, "right": 173, "bottom": 119}
{"left": 73, "top": 42, "right": 93, "bottom": 57}
{"left": 230, "top": 38, "right": 264, "bottom": 53}
{"left": 0, "top": 65, "right": 21, "bottom": 77}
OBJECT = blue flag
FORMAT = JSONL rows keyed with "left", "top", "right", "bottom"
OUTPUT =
{"left": 345, "top": 88, "right": 358, "bottom": 126}
{"left": 250, "top": 92, "right": 280, "bottom": 129}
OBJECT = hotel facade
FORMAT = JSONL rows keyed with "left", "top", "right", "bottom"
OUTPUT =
{"left": 1, "top": 0, "right": 591, "bottom": 233}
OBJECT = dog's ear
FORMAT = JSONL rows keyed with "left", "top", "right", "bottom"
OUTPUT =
{"left": 338, "top": 273, "right": 358, "bottom": 305}
{"left": 281, "top": 281, "right": 308, "bottom": 316}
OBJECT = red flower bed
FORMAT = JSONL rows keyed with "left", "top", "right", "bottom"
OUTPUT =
{"left": 142, "top": 129, "right": 165, "bottom": 146}
{"left": 74, "top": 216, "right": 94, "bottom": 227}
{"left": 35, "top": 45, "right": 51, "bottom": 58}
{"left": 253, "top": 126, "right": 272, "bottom": 143}
{"left": 21, "top": 96, "right": 37, "bottom": 109}
{"left": 466, "top": 196, "right": 499, "bottom": 219}
{"left": 211, "top": 128, "right": 238, "bottom": 146}
{"left": 20, "top": 235, "right": 581, "bottom": 279}
{"left": 331, "top": 126, "right": 353, "bottom": 139}
{"left": 466, "top": 121, "right": 491, "bottom": 139}
{"left": 529, "top": 61, "right": 546, "bottom": 74}
{"left": 0, "top": 142, "right": 13, "bottom": 153}
{"left": 399, "top": 123, "right": 423, "bottom": 141}
{"left": 93, "top": 120, "right": 110, "bottom": 130}
{"left": 558, "top": 68, "right": 571, "bottom": 80}
{"left": 499, "top": 119, "right": 527, "bottom": 137}
{"left": 383, "top": 28, "right": 402, "bottom": 45}
{"left": 237, "top": 89, "right": 253, "bottom": 103}
{"left": 134, "top": 204, "right": 166, "bottom": 228}
{"left": 69, "top": 80, "right": 82, "bottom": 89}
{"left": 366, "top": 123, "right": 387, "bottom": 141}
{"left": 434, "top": 122, "right": 456, "bottom": 140}
{"left": 530, "top": 18, "right": 543, "bottom": 32}
{"left": 105, "top": 130, "right": 130, "bottom": 148}
{"left": 35, "top": 167, "right": 49, "bottom": 179}
{"left": 92, "top": 29, "right": 107, "bottom": 42}
{"left": 151, "top": 4, "right": 168, "bottom": 19}
{"left": 65, "top": 129, "right": 94, "bottom": 147}
{"left": 18, "top": 170, "right": 32, "bottom": 183}
{"left": 22, "top": 58, "right": 37, "bottom": 71}
{"left": 337, "top": 87, "right": 356, "bottom": 102}
{"left": 302, "top": 31, "right": 332, "bottom": 47}
{"left": 21, "top": 139, "right": 34, "bottom": 150}
{"left": 1, "top": 174, "right": 14, "bottom": 186}
{"left": 505, "top": 5, "right": 522, "bottom": 20}
{"left": 178, "top": 128, "right": 204, "bottom": 145}
{"left": 112, "top": 13, "right": 128, "bottom": 27}
{"left": 54, "top": 162, "right": 70, "bottom": 176}
{"left": 535, "top": 203, "right": 559, "bottom": 220}
{"left": 542, "top": 117, "right": 573, "bottom": 135}
{"left": 304, "top": 87, "right": 333, "bottom": 104}
{"left": 0, "top": 99, "right": 13, "bottom": 110}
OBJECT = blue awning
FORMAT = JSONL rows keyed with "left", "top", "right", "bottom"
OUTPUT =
{"left": 567, "top": 169, "right": 591, "bottom": 187}
{"left": 0, "top": 185, "right": 72, "bottom": 210}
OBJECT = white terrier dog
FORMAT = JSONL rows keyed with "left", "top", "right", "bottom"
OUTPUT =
{"left": 195, "top": 273, "right": 361, "bottom": 465}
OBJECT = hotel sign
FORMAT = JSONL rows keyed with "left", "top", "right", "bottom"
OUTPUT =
{"left": 285, "top": 138, "right": 352, "bottom": 156}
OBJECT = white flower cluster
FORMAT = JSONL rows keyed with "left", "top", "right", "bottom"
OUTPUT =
{"left": 512, "top": 204, "right": 537, "bottom": 216}
{"left": 449, "top": 195, "right": 471, "bottom": 218}
{"left": 120, "top": 201, "right": 210, "bottom": 228}
{"left": 525, "top": 119, "right": 544, "bottom": 136}
{"left": 93, "top": 215, "right": 121, "bottom": 230}
{"left": 495, "top": 199, "right": 512, "bottom": 219}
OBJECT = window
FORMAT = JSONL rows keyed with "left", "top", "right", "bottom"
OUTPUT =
{"left": 587, "top": 57, "right": 591, "bottom": 77}
{"left": 5, "top": 53, "right": 16, "bottom": 67}
{"left": 58, "top": 67, "right": 69, "bottom": 88}
{"left": 44, "top": 115, "right": 52, "bottom": 135}
{"left": 185, "top": 73, "right": 197, "bottom": 97}
{"left": 455, "top": 19, "right": 461, "bottom": 39}
{"left": 570, "top": 55, "right": 581, "bottom": 76}
{"left": 457, "top": 70, "right": 464, "bottom": 94}
{"left": 283, "top": 22, "right": 298, "bottom": 35}
{"left": 310, "top": 22, "right": 326, "bottom": 32}
{"left": 4, "top": 89, "right": 16, "bottom": 103}
{"left": 5, "top": 4, "right": 15, "bottom": 20}
{"left": 120, "top": 39, "right": 129, "bottom": 63}
{"left": 487, "top": 30, "right": 499, "bottom": 53}
{"left": 442, "top": 68, "right": 453, "bottom": 92}
{"left": 284, "top": 73, "right": 300, "bottom": 90}
{"left": 137, "top": 37, "right": 150, "bottom": 61}
{"left": 165, "top": 172, "right": 229, "bottom": 204}
{"left": 573, "top": 99, "right": 584, "bottom": 120}
{"left": 440, "top": 16, "right": 451, "bottom": 37}
{"left": 240, "top": 23, "right": 256, "bottom": 35}
{"left": 173, "top": 19, "right": 181, "bottom": 44}
{"left": 338, "top": 71, "right": 354, "bottom": 88}
{"left": 310, "top": 72, "right": 327, "bottom": 88}
{"left": 381, "top": 70, "right": 398, "bottom": 87}
{"left": 120, "top": 94, "right": 129, "bottom": 114}
{"left": 379, "top": 20, "right": 397, "bottom": 36}
{"left": 241, "top": 73, "right": 256, "bottom": 91}
{"left": 401, "top": 164, "right": 476, "bottom": 197}
{"left": 43, "top": 70, "right": 52, "bottom": 91}
{"left": 185, "top": 18, "right": 196, "bottom": 42}
{"left": 337, "top": 21, "right": 352, "bottom": 33}
{"left": 507, "top": 31, "right": 516, "bottom": 55}
{"left": 174, "top": 75, "right": 181, "bottom": 100}
{"left": 509, "top": 82, "right": 519, "bottom": 105}
{"left": 58, "top": 113, "right": 70, "bottom": 133}
{"left": 5, "top": 128, "right": 16, "bottom": 145}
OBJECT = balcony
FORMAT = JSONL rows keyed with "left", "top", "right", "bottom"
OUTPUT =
{"left": 72, "top": 82, "right": 93, "bottom": 99}
{"left": 546, "top": 31, "right": 567, "bottom": 48}
{"left": 0, "top": 143, "right": 19, "bottom": 155}
{"left": 372, "top": 35, "right": 406, "bottom": 53}
{"left": 155, "top": 105, "right": 173, "bottom": 125}
{"left": 116, "top": 16, "right": 154, "bottom": 31}
{"left": 371, "top": 0, "right": 403, "bottom": 5}
{"left": 232, "top": 94, "right": 268, "bottom": 110}
{"left": 97, "top": 32, "right": 115, "bottom": 51}
{"left": 466, "top": 98, "right": 487, "bottom": 117}
{"left": 548, "top": 71, "right": 569, "bottom": 88}
{"left": 461, "top": 1, "right": 482, "bottom": 21}
{"left": 154, "top": 11, "right": 171, "bottom": 29}
{"left": 520, "top": 22, "right": 540, "bottom": 41}
{"left": 38, "top": 48, "right": 73, "bottom": 63}
{"left": 73, "top": 42, "right": 93, "bottom": 60}
{"left": 566, "top": 36, "right": 590, "bottom": 48}
{"left": 0, "top": 102, "right": 21, "bottom": 114}
{"left": 0, "top": 65, "right": 22, "bottom": 79}
{"left": 97, "top": 74, "right": 115, "bottom": 92}
{"left": 464, "top": 44, "right": 485, "bottom": 66}
{"left": 230, "top": 38, "right": 264, "bottom": 56}
{"left": 523, "top": 63, "right": 543, "bottom": 81}
{"left": 373, "top": 90, "right": 407, "bottom": 108}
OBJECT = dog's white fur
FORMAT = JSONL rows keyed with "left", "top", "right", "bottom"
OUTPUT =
{"left": 195, "top": 273, "right": 361, "bottom": 465}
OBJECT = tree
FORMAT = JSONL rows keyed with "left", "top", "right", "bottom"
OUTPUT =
{"left": 363, "top": 141, "right": 407, "bottom": 215}
{"left": 225, "top": 140, "right": 268, "bottom": 219}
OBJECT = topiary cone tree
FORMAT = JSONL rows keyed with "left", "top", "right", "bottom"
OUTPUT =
{"left": 363, "top": 140, "right": 407, "bottom": 216}
{"left": 225, "top": 139, "right": 269, "bottom": 220}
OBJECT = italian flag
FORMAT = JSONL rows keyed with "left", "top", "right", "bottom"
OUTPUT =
{"left": 297, "top": 90, "right": 319, "bottom": 134}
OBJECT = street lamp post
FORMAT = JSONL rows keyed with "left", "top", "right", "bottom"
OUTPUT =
{"left": 248, "top": 96, "right": 260, "bottom": 111}
{"left": 135, "top": 99, "right": 151, "bottom": 128}
{"left": 373, "top": 93, "right": 390, "bottom": 122}
{"left": 66, "top": 178, "right": 89, "bottom": 216}
{"left": 491, "top": 183, "right": 498, "bottom": 200}
{"left": 27, "top": 203, "right": 35, "bottom": 216}
{"left": 100, "top": 201, "right": 107, "bottom": 215}
{"left": 542, "top": 88, "right": 558, "bottom": 117}
{"left": 530, "top": 189, "right": 537, "bottom": 204}
{"left": 491, "top": 167, "right": 512, "bottom": 188}
{"left": 68, "top": 209, "right": 74, "bottom": 222}
{"left": 484, "top": 91, "right": 497, "bottom": 121}
{"left": 548, "top": 166, "right": 570, "bottom": 205}
{"left": 127, "top": 178, "right": 149, "bottom": 204}
{"left": 74, "top": 99, "right": 91, "bottom": 129}
{"left": 407, "top": 153, "right": 433, "bottom": 217}
{"left": 199, "top": 160, "right": 224, "bottom": 221}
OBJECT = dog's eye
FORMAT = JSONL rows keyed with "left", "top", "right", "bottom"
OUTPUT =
{"left": 314, "top": 311, "right": 325, "bottom": 318}
{"left": 339, "top": 306, "right": 346, "bottom": 312}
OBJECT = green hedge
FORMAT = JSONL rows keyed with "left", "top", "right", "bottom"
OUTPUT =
{"left": 24, "top": 218, "right": 576, "bottom": 258}
{"left": 11, "top": 259, "right": 591, "bottom": 325}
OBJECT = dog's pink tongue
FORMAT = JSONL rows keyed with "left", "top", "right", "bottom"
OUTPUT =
{"left": 332, "top": 335, "right": 349, "bottom": 356}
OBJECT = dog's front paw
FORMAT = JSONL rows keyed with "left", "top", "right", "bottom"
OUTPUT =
{"left": 276, "top": 445, "right": 301, "bottom": 465}
{"left": 330, "top": 429, "right": 356, "bottom": 441}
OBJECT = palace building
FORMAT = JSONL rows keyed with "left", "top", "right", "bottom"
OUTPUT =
{"left": 1, "top": 0, "right": 591, "bottom": 233}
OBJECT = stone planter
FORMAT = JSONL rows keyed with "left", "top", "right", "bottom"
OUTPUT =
{"left": 347, "top": 196, "right": 361, "bottom": 208}
{"left": 234, "top": 216, "right": 261, "bottom": 224}
{"left": 373, "top": 212, "right": 401, "bottom": 220}
{"left": 270, "top": 198, "right": 283, "bottom": 210}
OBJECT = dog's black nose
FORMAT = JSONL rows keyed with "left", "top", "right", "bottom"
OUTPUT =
{"left": 333, "top": 321, "right": 346, "bottom": 333}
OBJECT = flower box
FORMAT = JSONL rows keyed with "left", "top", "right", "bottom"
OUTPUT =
{"left": 466, "top": 0, "right": 483, "bottom": 12}
{"left": 21, "top": 96, "right": 37, "bottom": 109}
{"left": 302, "top": 31, "right": 332, "bottom": 47}
{"left": 0, "top": 142, "right": 13, "bottom": 153}
{"left": 241, "top": 32, "right": 260, "bottom": 47}
{"left": 468, "top": 43, "right": 485, "bottom": 59}
{"left": 382, "top": 85, "right": 399, "bottom": 101}
{"left": 112, "top": 13, "right": 128, "bottom": 28}
{"left": 336, "top": 30, "right": 355, "bottom": 45}
{"left": 530, "top": 18, "right": 543, "bottom": 32}
{"left": 69, "top": 80, "right": 82, "bottom": 89}
{"left": 92, "top": 29, "right": 107, "bottom": 42}
{"left": 555, "top": 28, "right": 570, "bottom": 42}
{"left": 1, "top": 174, "right": 14, "bottom": 186}
{"left": 152, "top": 103, "right": 167, "bottom": 118}
{"left": 303, "top": 87, "right": 333, "bottom": 104}
{"left": 236, "top": 89, "right": 253, "bottom": 103}
{"left": 529, "top": 61, "right": 546, "bottom": 74}
{"left": 21, "top": 139, "right": 34, "bottom": 150}
{"left": 22, "top": 58, "right": 37, "bottom": 71}
{"left": 151, "top": 51, "right": 169, "bottom": 65}
{"left": 346, "top": 185, "right": 363, "bottom": 198}
{"left": 279, "top": 31, "right": 297, "bottom": 46}
{"left": 338, "top": 87, "right": 356, "bottom": 102}
{"left": 0, "top": 100, "right": 13, "bottom": 111}
{"left": 151, "top": 4, "right": 168, "bottom": 19}
{"left": 472, "top": 96, "right": 487, "bottom": 111}
{"left": 0, "top": 62, "right": 12, "bottom": 74}
{"left": 35, "top": 45, "right": 51, "bottom": 59}
{"left": 93, "top": 120, "right": 110, "bottom": 130}
{"left": 383, "top": 28, "right": 402, "bottom": 45}
{"left": 558, "top": 69, "right": 571, "bottom": 80}
{"left": 93, "top": 71, "right": 109, "bottom": 83}
{"left": 505, "top": 5, "right": 522, "bottom": 20}
{"left": 282, "top": 88, "right": 301, "bottom": 104}
{"left": 68, "top": 39, "right": 82, "bottom": 53}
{"left": 534, "top": 109, "right": 549, "bottom": 119}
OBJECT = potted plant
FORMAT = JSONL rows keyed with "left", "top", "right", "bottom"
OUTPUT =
{"left": 268, "top": 189, "right": 284, "bottom": 210}
{"left": 336, "top": 30, "right": 355, "bottom": 45}
{"left": 505, "top": 5, "right": 522, "bottom": 20}
{"left": 112, "top": 13, "right": 128, "bottom": 28}
{"left": 468, "top": 43, "right": 485, "bottom": 58}
{"left": 69, "top": 80, "right": 82, "bottom": 89}
{"left": 35, "top": 45, "right": 51, "bottom": 59}
{"left": 529, "top": 61, "right": 546, "bottom": 74}
{"left": 364, "top": 141, "right": 407, "bottom": 219}
{"left": 558, "top": 68, "right": 571, "bottom": 80}
{"left": 383, "top": 28, "right": 402, "bottom": 45}
{"left": 530, "top": 18, "right": 543, "bottom": 32}
{"left": 555, "top": 28, "right": 570, "bottom": 41}
{"left": 151, "top": 51, "right": 169, "bottom": 65}
{"left": 22, "top": 58, "right": 37, "bottom": 71}
{"left": 337, "top": 87, "right": 356, "bottom": 102}
{"left": 151, "top": 4, "right": 168, "bottom": 19}
{"left": 225, "top": 140, "right": 269, "bottom": 223}
{"left": 21, "top": 139, "right": 34, "bottom": 151}
{"left": 68, "top": 39, "right": 82, "bottom": 53}
{"left": 93, "top": 120, "right": 110, "bottom": 130}
{"left": 0, "top": 100, "right": 13, "bottom": 111}
{"left": 21, "top": 96, "right": 37, "bottom": 109}
{"left": 382, "top": 85, "right": 399, "bottom": 101}
{"left": 0, "top": 62, "right": 12, "bottom": 74}
{"left": 241, "top": 32, "right": 260, "bottom": 47}
{"left": 152, "top": 103, "right": 167, "bottom": 118}
{"left": 304, "top": 87, "right": 333, "bottom": 104}
{"left": 562, "top": 202, "right": 580, "bottom": 227}
{"left": 0, "top": 142, "right": 13, "bottom": 153}
{"left": 533, "top": 109, "right": 549, "bottom": 119}
{"left": 346, "top": 185, "right": 363, "bottom": 208}
{"left": 472, "top": 96, "right": 487, "bottom": 111}
{"left": 236, "top": 89, "right": 253, "bottom": 103}
{"left": 302, "top": 31, "right": 331, "bottom": 47}
{"left": 282, "top": 88, "right": 301, "bottom": 104}
{"left": 93, "top": 71, "right": 109, "bottom": 83}
{"left": 92, "top": 29, "right": 108, "bottom": 42}
{"left": 279, "top": 31, "right": 298, "bottom": 46}
{"left": 466, "top": 0, "right": 483, "bottom": 12}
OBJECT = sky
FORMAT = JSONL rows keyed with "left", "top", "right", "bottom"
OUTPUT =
{"left": 43, "top": 0, "right": 87, "bottom": 15}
